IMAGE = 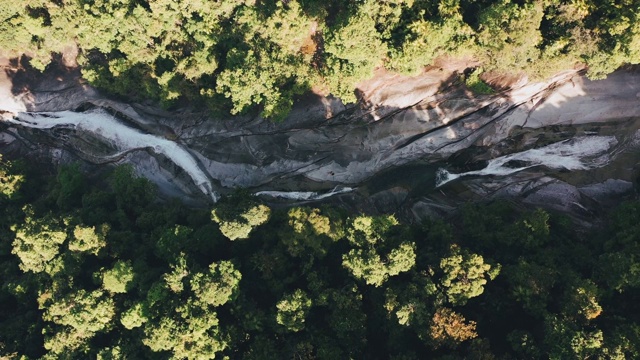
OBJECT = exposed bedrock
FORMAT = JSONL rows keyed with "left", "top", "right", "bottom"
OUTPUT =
{"left": 2, "top": 62, "right": 640, "bottom": 220}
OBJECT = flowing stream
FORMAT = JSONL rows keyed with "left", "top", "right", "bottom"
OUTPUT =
{"left": 4, "top": 109, "right": 220, "bottom": 202}
{"left": 2, "top": 66, "right": 640, "bottom": 215}
{"left": 435, "top": 136, "right": 619, "bottom": 187}
{"left": 2, "top": 109, "right": 355, "bottom": 202}
{"left": 255, "top": 186, "right": 355, "bottom": 201}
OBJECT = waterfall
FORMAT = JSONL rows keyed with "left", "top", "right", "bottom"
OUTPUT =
{"left": 436, "top": 136, "right": 618, "bottom": 187}
{"left": 3, "top": 109, "right": 220, "bottom": 201}
{"left": 255, "top": 186, "right": 354, "bottom": 201}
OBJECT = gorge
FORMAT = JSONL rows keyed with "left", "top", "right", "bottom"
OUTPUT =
{"left": 2, "top": 63, "right": 640, "bottom": 221}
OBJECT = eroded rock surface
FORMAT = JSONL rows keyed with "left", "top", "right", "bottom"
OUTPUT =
{"left": 1, "top": 61, "right": 640, "bottom": 220}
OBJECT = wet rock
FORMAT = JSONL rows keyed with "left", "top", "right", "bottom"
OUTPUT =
{"left": 411, "top": 200, "right": 456, "bottom": 222}
{"left": 522, "top": 181, "right": 586, "bottom": 213}
{"left": 2, "top": 60, "right": 640, "bottom": 221}
{"left": 579, "top": 179, "right": 634, "bottom": 205}
{"left": 368, "top": 187, "right": 409, "bottom": 213}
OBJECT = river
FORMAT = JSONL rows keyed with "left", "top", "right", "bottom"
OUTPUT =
{"left": 2, "top": 66, "right": 640, "bottom": 218}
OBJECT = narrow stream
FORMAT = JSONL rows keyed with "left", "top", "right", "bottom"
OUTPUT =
{"left": 3, "top": 67, "right": 640, "bottom": 211}
{"left": 435, "top": 136, "right": 619, "bottom": 187}
{"left": 3, "top": 109, "right": 220, "bottom": 201}
{"left": 2, "top": 109, "right": 355, "bottom": 203}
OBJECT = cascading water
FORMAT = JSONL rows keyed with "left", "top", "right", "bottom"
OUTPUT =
{"left": 435, "top": 136, "right": 619, "bottom": 187}
{"left": 3, "top": 109, "right": 221, "bottom": 202}
{"left": 3, "top": 65, "right": 640, "bottom": 215}
{"left": 2, "top": 110, "right": 356, "bottom": 203}
{"left": 255, "top": 186, "right": 355, "bottom": 201}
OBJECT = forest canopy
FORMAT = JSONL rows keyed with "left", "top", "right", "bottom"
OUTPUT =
{"left": 1, "top": 0, "right": 640, "bottom": 119}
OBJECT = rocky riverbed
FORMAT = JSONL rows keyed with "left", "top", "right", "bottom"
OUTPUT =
{"left": 2, "top": 59, "right": 640, "bottom": 222}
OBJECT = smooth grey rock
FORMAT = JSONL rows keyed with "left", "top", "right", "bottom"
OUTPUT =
{"left": 2, "top": 62, "right": 640, "bottom": 221}
{"left": 579, "top": 179, "right": 634, "bottom": 204}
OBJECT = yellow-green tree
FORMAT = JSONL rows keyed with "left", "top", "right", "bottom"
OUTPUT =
{"left": 439, "top": 245, "right": 498, "bottom": 306}
{"left": 276, "top": 289, "right": 312, "bottom": 332}
{"left": 281, "top": 207, "right": 342, "bottom": 258}
{"left": 212, "top": 199, "right": 271, "bottom": 241}
{"left": 120, "top": 302, "right": 147, "bottom": 330}
{"left": 41, "top": 289, "right": 116, "bottom": 355}
{"left": 69, "top": 224, "right": 108, "bottom": 255}
{"left": 342, "top": 215, "right": 416, "bottom": 287}
{"left": 0, "top": 155, "right": 23, "bottom": 199}
{"left": 142, "top": 259, "right": 241, "bottom": 359}
{"left": 143, "top": 304, "right": 227, "bottom": 359}
{"left": 190, "top": 260, "right": 242, "bottom": 307}
{"left": 101, "top": 260, "right": 135, "bottom": 294}
{"left": 11, "top": 206, "right": 67, "bottom": 274}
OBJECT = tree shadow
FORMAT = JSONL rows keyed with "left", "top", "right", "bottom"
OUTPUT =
{"left": 2, "top": 54, "right": 89, "bottom": 112}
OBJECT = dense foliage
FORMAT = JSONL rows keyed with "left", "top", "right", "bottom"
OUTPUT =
{"left": 2, "top": 0, "right": 640, "bottom": 119}
{"left": 2, "top": 156, "right": 640, "bottom": 359}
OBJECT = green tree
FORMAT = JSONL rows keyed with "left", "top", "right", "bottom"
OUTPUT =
{"left": 276, "top": 289, "right": 312, "bottom": 332}
{"left": 53, "top": 164, "right": 86, "bottom": 210}
{"left": 543, "top": 314, "right": 605, "bottom": 360}
{"left": 69, "top": 224, "right": 108, "bottom": 255}
{"left": 215, "top": 2, "right": 314, "bottom": 120}
{"left": 323, "top": 284, "right": 367, "bottom": 353}
{"left": 504, "top": 260, "right": 557, "bottom": 316}
{"left": 215, "top": 48, "right": 304, "bottom": 120}
{"left": 508, "top": 330, "right": 541, "bottom": 359}
{"left": 109, "top": 165, "right": 155, "bottom": 218}
{"left": 596, "top": 202, "right": 640, "bottom": 291}
{"left": 11, "top": 206, "right": 67, "bottom": 273}
{"left": 384, "top": 271, "right": 439, "bottom": 328}
{"left": 190, "top": 260, "right": 242, "bottom": 307}
{"left": 42, "top": 289, "right": 115, "bottom": 354}
{"left": 323, "top": 2, "right": 388, "bottom": 102}
{"left": 475, "top": 1, "right": 544, "bottom": 76}
{"left": 155, "top": 225, "right": 193, "bottom": 262}
{"left": 388, "top": 17, "right": 475, "bottom": 75}
{"left": 439, "top": 245, "right": 497, "bottom": 306}
{"left": 101, "top": 260, "right": 135, "bottom": 294}
{"left": 562, "top": 279, "right": 602, "bottom": 322}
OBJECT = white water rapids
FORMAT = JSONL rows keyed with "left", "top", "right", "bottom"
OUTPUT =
{"left": 436, "top": 136, "right": 619, "bottom": 187}
{"left": 1, "top": 109, "right": 355, "bottom": 202}
{"left": 255, "top": 186, "right": 354, "bottom": 201}
{"left": 3, "top": 109, "right": 221, "bottom": 201}
{"left": 0, "top": 110, "right": 624, "bottom": 203}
